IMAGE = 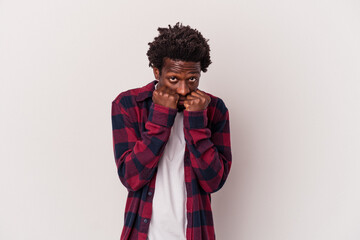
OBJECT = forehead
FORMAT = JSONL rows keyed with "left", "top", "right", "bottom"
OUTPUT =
{"left": 162, "top": 58, "right": 201, "bottom": 73}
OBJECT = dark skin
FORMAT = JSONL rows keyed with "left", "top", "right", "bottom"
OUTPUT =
{"left": 152, "top": 58, "right": 211, "bottom": 112}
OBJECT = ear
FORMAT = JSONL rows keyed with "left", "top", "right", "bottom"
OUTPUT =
{"left": 153, "top": 67, "right": 160, "bottom": 80}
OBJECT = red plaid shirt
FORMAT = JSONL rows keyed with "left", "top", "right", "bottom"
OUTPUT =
{"left": 111, "top": 80, "right": 232, "bottom": 240}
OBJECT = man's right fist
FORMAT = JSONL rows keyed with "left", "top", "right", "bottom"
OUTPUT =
{"left": 152, "top": 85, "right": 179, "bottom": 109}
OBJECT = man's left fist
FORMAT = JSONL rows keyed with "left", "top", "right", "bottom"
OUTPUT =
{"left": 184, "top": 89, "right": 211, "bottom": 111}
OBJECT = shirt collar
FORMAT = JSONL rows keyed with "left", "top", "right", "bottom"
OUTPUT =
{"left": 135, "top": 80, "right": 158, "bottom": 102}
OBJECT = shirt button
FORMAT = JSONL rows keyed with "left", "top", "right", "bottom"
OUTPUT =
{"left": 144, "top": 219, "right": 148, "bottom": 223}
{"left": 148, "top": 192, "right": 152, "bottom": 196}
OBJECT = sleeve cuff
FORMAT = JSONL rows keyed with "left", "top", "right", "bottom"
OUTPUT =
{"left": 183, "top": 109, "right": 208, "bottom": 129}
{"left": 148, "top": 103, "right": 177, "bottom": 127}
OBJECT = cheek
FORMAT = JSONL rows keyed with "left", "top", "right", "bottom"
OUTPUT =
{"left": 190, "top": 83, "right": 199, "bottom": 91}
{"left": 165, "top": 83, "right": 177, "bottom": 91}
{"left": 158, "top": 79, "right": 171, "bottom": 89}
{"left": 161, "top": 80, "right": 176, "bottom": 90}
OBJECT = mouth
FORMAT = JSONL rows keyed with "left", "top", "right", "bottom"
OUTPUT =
{"left": 177, "top": 103, "right": 185, "bottom": 112}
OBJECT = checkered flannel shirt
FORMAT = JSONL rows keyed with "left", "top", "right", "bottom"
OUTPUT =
{"left": 111, "top": 80, "right": 232, "bottom": 240}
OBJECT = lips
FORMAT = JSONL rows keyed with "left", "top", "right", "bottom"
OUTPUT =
{"left": 178, "top": 96, "right": 186, "bottom": 105}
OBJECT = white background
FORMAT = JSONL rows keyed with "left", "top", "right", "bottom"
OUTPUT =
{"left": 1, "top": 0, "right": 360, "bottom": 239}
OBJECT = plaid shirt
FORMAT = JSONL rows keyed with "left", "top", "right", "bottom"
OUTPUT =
{"left": 111, "top": 80, "right": 232, "bottom": 240}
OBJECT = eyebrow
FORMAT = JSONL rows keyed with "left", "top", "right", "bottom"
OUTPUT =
{"left": 166, "top": 71, "right": 200, "bottom": 74}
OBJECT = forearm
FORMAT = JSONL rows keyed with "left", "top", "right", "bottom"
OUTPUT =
{"left": 112, "top": 102, "right": 177, "bottom": 191}
{"left": 183, "top": 109, "right": 232, "bottom": 193}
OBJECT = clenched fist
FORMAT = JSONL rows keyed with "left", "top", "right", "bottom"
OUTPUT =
{"left": 152, "top": 85, "right": 179, "bottom": 109}
{"left": 184, "top": 89, "right": 211, "bottom": 111}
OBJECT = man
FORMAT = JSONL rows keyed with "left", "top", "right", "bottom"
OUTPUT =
{"left": 111, "top": 22, "right": 232, "bottom": 240}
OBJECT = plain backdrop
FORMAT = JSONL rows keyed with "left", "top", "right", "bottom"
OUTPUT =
{"left": 1, "top": 0, "right": 360, "bottom": 239}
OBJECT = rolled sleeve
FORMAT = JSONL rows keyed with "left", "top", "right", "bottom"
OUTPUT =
{"left": 183, "top": 109, "right": 208, "bottom": 129}
{"left": 148, "top": 103, "right": 178, "bottom": 127}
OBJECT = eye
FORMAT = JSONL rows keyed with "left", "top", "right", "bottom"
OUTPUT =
{"left": 169, "top": 76, "right": 177, "bottom": 82}
{"left": 188, "top": 77, "right": 198, "bottom": 82}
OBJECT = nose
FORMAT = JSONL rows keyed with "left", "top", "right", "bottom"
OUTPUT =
{"left": 177, "top": 81, "right": 190, "bottom": 96}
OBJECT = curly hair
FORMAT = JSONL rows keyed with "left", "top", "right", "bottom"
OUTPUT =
{"left": 147, "top": 22, "right": 212, "bottom": 74}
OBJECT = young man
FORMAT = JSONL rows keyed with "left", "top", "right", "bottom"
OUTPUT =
{"left": 111, "top": 23, "right": 232, "bottom": 240}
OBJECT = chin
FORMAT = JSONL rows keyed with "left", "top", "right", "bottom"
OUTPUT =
{"left": 177, "top": 104, "right": 185, "bottom": 112}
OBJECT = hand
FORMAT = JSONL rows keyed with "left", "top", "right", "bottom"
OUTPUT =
{"left": 152, "top": 85, "right": 179, "bottom": 109}
{"left": 184, "top": 89, "right": 211, "bottom": 111}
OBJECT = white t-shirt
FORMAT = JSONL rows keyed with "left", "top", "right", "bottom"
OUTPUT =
{"left": 147, "top": 111, "right": 187, "bottom": 240}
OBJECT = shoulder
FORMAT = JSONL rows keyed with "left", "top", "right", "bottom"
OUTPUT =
{"left": 112, "top": 80, "right": 156, "bottom": 109}
{"left": 202, "top": 90, "right": 229, "bottom": 117}
{"left": 112, "top": 88, "right": 138, "bottom": 109}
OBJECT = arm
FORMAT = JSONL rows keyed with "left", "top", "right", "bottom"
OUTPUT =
{"left": 183, "top": 98, "right": 232, "bottom": 194}
{"left": 111, "top": 100, "right": 177, "bottom": 192}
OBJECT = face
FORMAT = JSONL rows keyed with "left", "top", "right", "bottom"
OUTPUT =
{"left": 153, "top": 57, "right": 201, "bottom": 111}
